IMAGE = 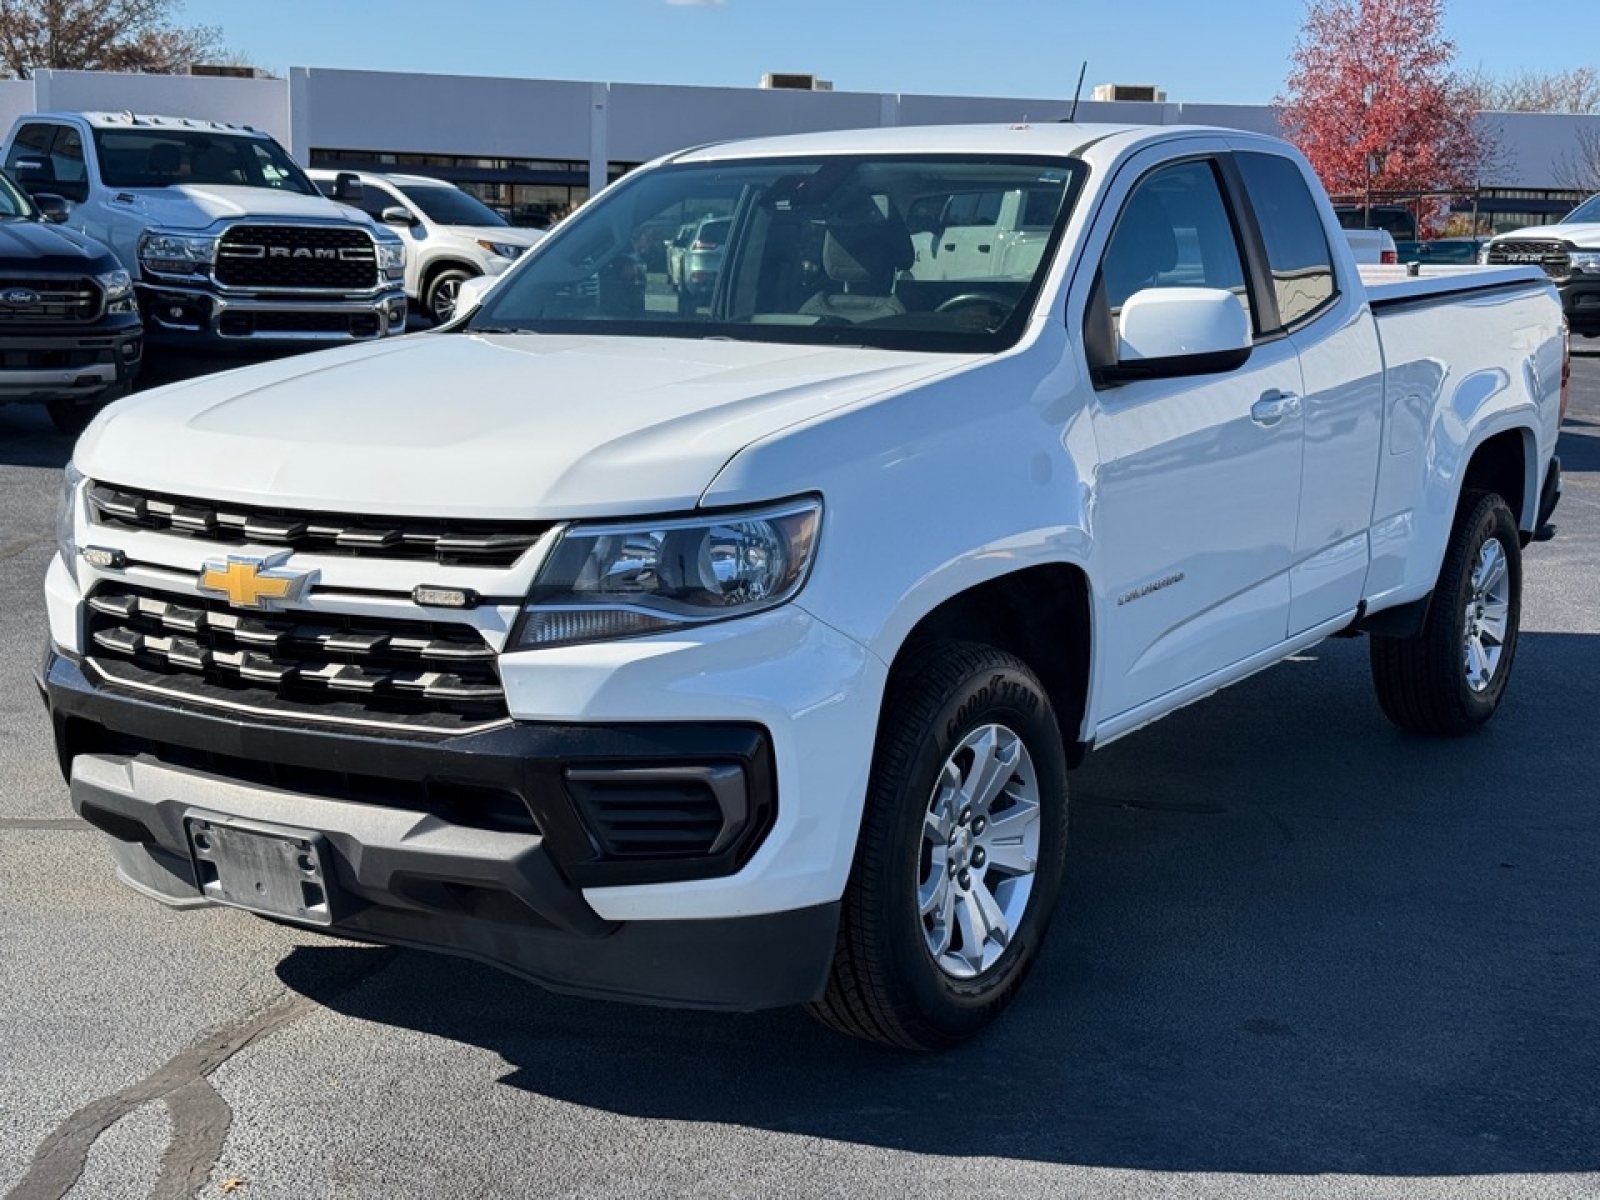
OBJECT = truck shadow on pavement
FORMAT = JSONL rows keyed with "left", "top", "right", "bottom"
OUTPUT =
{"left": 282, "top": 630, "right": 1600, "bottom": 1176}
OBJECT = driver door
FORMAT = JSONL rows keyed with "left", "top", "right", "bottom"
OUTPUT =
{"left": 1084, "top": 151, "right": 1306, "bottom": 722}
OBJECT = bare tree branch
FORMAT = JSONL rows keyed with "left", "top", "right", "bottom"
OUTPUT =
{"left": 0, "top": 0, "right": 235, "bottom": 77}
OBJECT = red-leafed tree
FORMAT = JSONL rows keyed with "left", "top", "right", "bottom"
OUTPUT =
{"left": 1276, "top": 0, "right": 1490, "bottom": 207}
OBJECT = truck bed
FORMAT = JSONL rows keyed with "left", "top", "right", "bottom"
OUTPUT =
{"left": 1356, "top": 263, "right": 1549, "bottom": 307}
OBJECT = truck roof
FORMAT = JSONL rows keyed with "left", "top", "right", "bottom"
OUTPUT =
{"left": 669, "top": 122, "right": 1287, "bottom": 163}
{"left": 30, "top": 111, "right": 268, "bottom": 138}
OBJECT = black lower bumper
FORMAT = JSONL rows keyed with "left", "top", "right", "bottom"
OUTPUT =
{"left": 1560, "top": 277, "right": 1600, "bottom": 336}
{"left": 0, "top": 317, "right": 141, "bottom": 403}
{"left": 43, "top": 649, "right": 832, "bottom": 1011}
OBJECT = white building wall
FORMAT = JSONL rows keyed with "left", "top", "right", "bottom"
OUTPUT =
{"left": 29, "top": 70, "right": 290, "bottom": 145}
{"left": 1475, "top": 110, "right": 1600, "bottom": 190}
{"left": 602, "top": 83, "right": 886, "bottom": 164}
{"left": 0, "top": 66, "right": 1589, "bottom": 195}
{"left": 0, "top": 78, "right": 38, "bottom": 139}
{"left": 292, "top": 68, "right": 595, "bottom": 161}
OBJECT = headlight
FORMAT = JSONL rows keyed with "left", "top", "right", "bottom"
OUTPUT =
{"left": 96, "top": 268, "right": 136, "bottom": 314}
{"left": 375, "top": 240, "right": 406, "bottom": 278}
{"left": 1569, "top": 250, "right": 1600, "bottom": 273}
{"left": 137, "top": 231, "right": 217, "bottom": 275}
{"left": 1477, "top": 244, "right": 1492, "bottom": 265}
{"left": 512, "top": 499, "right": 821, "bottom": 650}
{"left": 55, "top": 462, "right": 85, "bottom": 576}
{"left": 477, "top": 239, "right": 526, "bottom": 261}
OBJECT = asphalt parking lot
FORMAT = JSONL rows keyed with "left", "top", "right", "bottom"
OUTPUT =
{"left": 2, "top": 342, "right": 1597, "bottom": 1200}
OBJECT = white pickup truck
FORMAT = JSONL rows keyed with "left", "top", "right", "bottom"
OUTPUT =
{"left": 2, "top": 112, "right": 409, "bottom": 349}
{"left": 1482, "top": 190, "right": 1600, "bottom": 339}
{"left": 43, "top": 123, "right": 1566, "bottom": 1051}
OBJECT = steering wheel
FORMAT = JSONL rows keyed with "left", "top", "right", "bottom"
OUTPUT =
{"left": 934, "top": 292, "right": 1013, "bottom": 316}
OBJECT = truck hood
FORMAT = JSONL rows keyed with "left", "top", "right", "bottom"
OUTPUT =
{"left": 1494, "top": 222, "right": 1600, "bottom": 248}
{"left": 115, "top": 184, "right": 375, "bottom": 231}
{"left": 0, "top": 217, "right": 119, "bottom": 267}
{"left": 76, "top": 333, "right": 976, "bottom": 518}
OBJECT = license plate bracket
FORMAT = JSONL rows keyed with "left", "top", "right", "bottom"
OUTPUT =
{"left": 186, "top": 814, "right": 336, "bottom": 927}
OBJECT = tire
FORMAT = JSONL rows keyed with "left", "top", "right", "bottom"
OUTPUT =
{"left": 1370, "top": 489, "right": 1522, "bottom": 735}
{"left": 809, "top": 642, "right": 1070, "bottom": 1051}
{"left": 424, "top": 267, "right": 475, "bottom": 326}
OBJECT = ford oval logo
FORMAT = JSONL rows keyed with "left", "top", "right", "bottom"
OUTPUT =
{"left": 1, "top": 287, "right": 40, "bottom": 306}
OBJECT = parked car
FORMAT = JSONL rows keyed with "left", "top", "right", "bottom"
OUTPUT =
{"left": 1343, "top": 227, "right": 1398, "bottom": 264}
{"left": 309, "top": 169, "right": 544, "bottom": 325}
{"left": 0, "top": 167, "right": 140, "bottom": 433}
{"left": 1481, "top": 191, "right": 1600, "bottom": 337}
{"left": 664, "top": 220, "right": 697, "bottom": 289}
{"left": 1393, "top": 237, "right": 1489, "bottom": 265}
{"left": 676, "top": 214, "right": 730, "bottom": 307}
{"left": 1334, "top": 204, "right": 1418, "bottom": 242}
{"left": 46, "top": 122, "right": 1566, "bottom": 1050}
{"left": 1, "top": 112, "right": 407, "bottom": 350}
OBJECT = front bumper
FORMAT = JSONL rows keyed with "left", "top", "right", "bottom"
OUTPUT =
{"left": 0, "top": 315, "right": 141, "bottom": 403}
{"left": 135, "top": 282, "right": 408, "bottom": 348}
{"left": 43, "top": 647, "right": 841, "bottom": 1010}
{"left": 1558, "top": 275, "right": 1600, "bottom": 335}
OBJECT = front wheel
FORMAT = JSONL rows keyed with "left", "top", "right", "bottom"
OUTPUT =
{"left": 424, "top": 267, "right": 475, "bottom": 326}
{"left": 1369, "top": 489, "right": 1522, "bottom": 735}
{"left": 809, "top": 642, "right": 1069, "bottom": 1051}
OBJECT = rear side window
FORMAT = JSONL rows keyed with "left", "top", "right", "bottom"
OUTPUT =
{"left": 1236, "top": 152, "right": 1337, "bottom": 329}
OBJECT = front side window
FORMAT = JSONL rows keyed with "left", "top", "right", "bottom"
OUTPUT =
{"left": 1098, "top": 159, "right": 1250, "bottom": 324}
{"left": 91, "top": 129, "right": 318, "bottom": 195}
{"left": 468, "top": 154, "right": 1086, "bottom": 353}
{"left": 1236, "top": 151, "right": 1337, "bottom": 328}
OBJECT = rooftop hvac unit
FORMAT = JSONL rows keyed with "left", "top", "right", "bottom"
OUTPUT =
{"left": 1091, "top": 83, "right": 1166, "bottom": 103}
{"left": 760, "top": 73, "right": 833, "bottom": 92}
{"left": 188, "top": 64, "right": 259, "bottom": 78}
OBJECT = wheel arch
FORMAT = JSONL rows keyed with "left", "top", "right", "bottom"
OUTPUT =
{"left": 882, "top": 563, "right": 1095, "bottom": 768}
{"left": 1460, "top": 424, "right": 1535, "bottom": 533}
{"left": 421, "top": 258, "right": 481, "bottom": 294}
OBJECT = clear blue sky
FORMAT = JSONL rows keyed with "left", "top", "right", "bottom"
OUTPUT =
{"left": 177, "top": 0, "right": 1593, "bottom": 106}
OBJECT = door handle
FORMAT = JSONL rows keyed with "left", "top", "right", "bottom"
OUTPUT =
{"left": 1250, "top": 390, "right": 1300, "bottom": 427}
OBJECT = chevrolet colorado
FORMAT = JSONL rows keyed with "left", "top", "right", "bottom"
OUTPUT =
{"left": 42, "top": 123, "right": 1566, "bottom": 1050}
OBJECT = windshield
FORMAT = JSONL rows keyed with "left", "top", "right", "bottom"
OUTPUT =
{"left": 0, "top": 171, "right": 34, "bottom": 219}
{"left": 398, "top": 183, "right": 508, "bottom": 227}
{"left": 91, "top": 128, "right": 318, "bottom": 194}
{"left": 1563, "top": 194, "right": 1600, "bottom": 224}
{"left": 468, "top": 154, "right": 1086, "bottom": 353}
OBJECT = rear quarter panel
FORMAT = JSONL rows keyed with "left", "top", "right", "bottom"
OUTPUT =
{"left": 1362, "top": 274, "right": 1564, "bottom": 609}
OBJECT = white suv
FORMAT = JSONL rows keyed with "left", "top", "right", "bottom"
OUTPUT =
{"left": 310, "top": 169, "right": 543, "bottom": 324}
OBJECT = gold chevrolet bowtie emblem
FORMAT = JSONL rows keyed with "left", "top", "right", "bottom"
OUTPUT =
{"left": 197, "top": 555, "right": 316, "bottom": 610}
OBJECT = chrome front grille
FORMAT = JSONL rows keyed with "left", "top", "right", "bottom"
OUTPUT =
{"left": 1486, "top": 240, "right": 1570, "bottom": 279}
{"left": 85, "top": 585, "right": 507, "bottom": 733}
{"left": 215, "top": 224, "right": 378, "bottom": 290}
{"left": 88, "top": 483, "right": 549, "bottom": 568}
{"left": 0, "top": 274, "right": 102, "bottom": 321}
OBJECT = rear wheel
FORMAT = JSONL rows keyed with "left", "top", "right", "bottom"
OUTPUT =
{"left": 809, "top": 642, "right": 1069, "bottom": 1051}
{"left": 1370, "top": 490, "right": 1522, "bottom": 734}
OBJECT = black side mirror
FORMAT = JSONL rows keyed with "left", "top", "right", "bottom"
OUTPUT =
{"left": 33, "top": 193, "right": 69, "bottom": 223}
{"left": 10, "top": 154, "right": 53, "bottom": 193}
{"left": 332, "top": 171, "right": 364, "bottom": 204}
